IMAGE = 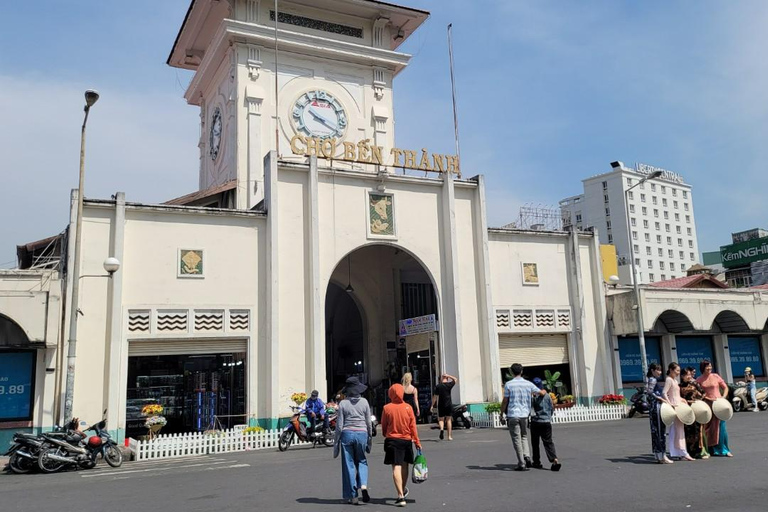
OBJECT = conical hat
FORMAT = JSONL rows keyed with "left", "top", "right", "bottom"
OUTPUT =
{"left": 675, "top": 402, "right": 695, "bottom": 425}
{"left": 691, "top": 400, "right": 712, "bottom": 424}
{"left": 713, "top": 398, "right": 733, "bottom": 421}
{"left": 660, "top": 402, "right": 677, "bottom": 426}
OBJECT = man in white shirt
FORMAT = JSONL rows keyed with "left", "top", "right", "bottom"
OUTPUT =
{"left": 500, "top": 363, "right": 547, "bottom": 471}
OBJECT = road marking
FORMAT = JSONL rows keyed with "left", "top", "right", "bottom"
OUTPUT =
{"left": 80, "top": 460, "right": 233, "bottom": 478}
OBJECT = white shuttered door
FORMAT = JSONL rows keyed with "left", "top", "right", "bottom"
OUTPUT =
{"left": 498, "top": 334, "right": 568, "bottom": 367}
{"left": 129, "top": 338, "right": 247, "bottom": 356}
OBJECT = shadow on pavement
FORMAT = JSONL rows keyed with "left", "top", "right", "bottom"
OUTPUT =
{"left": 466, "top": 463, "right": 518, "bottom": 471}
{"left": 606, "top": 455, "right": 658, "bottom": 465}
{"left": 297, "top": 497, "right": 411, "bottom": 506}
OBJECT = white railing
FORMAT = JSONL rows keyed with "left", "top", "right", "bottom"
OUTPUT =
{"left": 131, "top": 427, "right": 309, "bottom": 461}
{"left": 472, "top": 404, "right": 626, "bottom": 429}
{"left": 131, "top": 405, "right": 626, "bottom": 462}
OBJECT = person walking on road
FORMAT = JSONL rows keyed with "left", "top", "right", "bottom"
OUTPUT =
{"left": 382, "top": 383, "right": 422, "bottom": 507}
{"left": 401, "top": 372, "right": 420, "bottom": 422}
{"left": 432, "top": 374, "right": 457, "bottom": 440}
{"left": 500, "top": 363, "right": 546, "bottom": 471}
{"left": 529, "top": 377, "right": 561, "bottom": 471}
{"left": 333, "top": 376, "right": 373, "bottom": 505}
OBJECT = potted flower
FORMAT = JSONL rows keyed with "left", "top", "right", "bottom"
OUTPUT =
{"left": 552, "top": 393, "right": 575, "bottom": 409}
{"left": 597, "top": 394, "right": 627, "bottom": 406}
{"left": 290, "top": 392, "right": 308, "bottom": 407}
{"left": 142, "top": 404, "right": 167, "bottom": 438}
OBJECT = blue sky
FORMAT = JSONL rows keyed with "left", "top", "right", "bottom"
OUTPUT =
{"left": 2, "top": 0, "right": 767, "bottom": 267}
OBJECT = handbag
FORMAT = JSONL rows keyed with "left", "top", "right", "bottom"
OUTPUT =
{"left": 412, "top": 449, "right": 428, "bottom": 484}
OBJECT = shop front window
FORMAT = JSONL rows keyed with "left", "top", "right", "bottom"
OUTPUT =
{"left": 126, "top": 353, "right": 246, "bottom": 438}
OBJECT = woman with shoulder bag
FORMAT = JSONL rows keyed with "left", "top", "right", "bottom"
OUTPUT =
{"left": 333, "top": 376, "right": 373, "bottom": 505}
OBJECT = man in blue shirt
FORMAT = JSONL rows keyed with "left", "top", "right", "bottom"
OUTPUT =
{"left": 303, "top": 390, "right": 329, "bottom": 433}
{"left": 500, "top": 363, "right": 547, "bottom": 471}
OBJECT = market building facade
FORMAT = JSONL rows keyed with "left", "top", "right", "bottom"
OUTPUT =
{"left": 2, "top": 0, "right": 616, "bottom": 442}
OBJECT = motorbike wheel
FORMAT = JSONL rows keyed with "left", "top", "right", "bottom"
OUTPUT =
{"left": 38, "top": 447, "right": 67, "bottom": 474}
{"left": 760, "top": 402, "right": 768, "bottom": 411}
{"left": 323, "top": 432, "right": 335, "bottom": 447}
{"left": 628, "top": 406, "right": 636, "bottom": 418}
{"left": 732, "top": 399, "right": 743, "bottom": 413}
{"left": 278, "top": 431, "right": 293, "bottom": 452}
{"left": 8, "top": 453, "right": 35, "bottom": 474}
{"left": 79, "top": 460, "right": 97, "bottom": 470}
{"left": 104, "top": 445, "right": 123, "bottom": 468}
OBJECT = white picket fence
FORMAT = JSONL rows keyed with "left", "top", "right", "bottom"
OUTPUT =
{"left": 131, "top": 405, "right": 626, "bottom": 462}
{"left": 472, "top": 404, "right": 626, "bottom": 429}
{"left": 132, "top": 427, "right": 308, "bottom": 461}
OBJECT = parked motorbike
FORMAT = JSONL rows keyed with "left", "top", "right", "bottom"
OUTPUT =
{"left": 627, "top": 387, "right": 651, "bottom": 418}
{"left": 451, "top": 404, "right": 473, "bottom": 429}
{"left": 3, "top": 424, "right": 73, "bottom": 474}
{"left": 37, "top": 419, "right": 123, "bottom": 473}
{"left": 731, "top": 382, "right": 768, "bottom": 412}
{"left": 278, "top": 406, "right": 336, "bottom": 451}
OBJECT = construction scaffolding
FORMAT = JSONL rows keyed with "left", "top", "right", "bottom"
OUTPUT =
{"left": 515, "top": 204, "right": 565, "bottom": 231}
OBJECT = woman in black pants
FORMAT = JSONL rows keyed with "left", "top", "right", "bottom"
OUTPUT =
{"left": 646, "top": 363, "right": 673, "bottom": 464}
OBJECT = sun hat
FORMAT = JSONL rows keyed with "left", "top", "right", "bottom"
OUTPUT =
{"left": 745, "top": 367, "right": 752, "bottom": 373}
{"left": 343, "top": 376, "right": 368, "bottom": 397}
{"left": 713, "top": 397, "right": 733, "bottom": 421}
{"left": 675, "top": 402, "right": 695, "bottom": 425}
{"left": 660, "top": 402, "right": 677, "bottom": 426}
{"left": 690, "top": 400, "right": 712, "bottom": 424}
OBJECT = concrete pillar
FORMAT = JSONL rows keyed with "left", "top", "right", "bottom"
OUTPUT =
{"left": 306, "top": 156, "right": 325, "bottom": 395}
{"left": 245, "top": 91, "right": 264, "bottom": 208}
{"left": 106, "top": 193, "right": 125, "bottom": 437}
{"left": 589, "top": 232, "right": 613, "bottom": 395}
{"left": 264, "top": 151, "right": 279, "bottom": 424}
{"left": 609, "top": 334, "right": 622, "bottom": 392}
{"left": 471, "top": 175, "right": 501, "bottom": 402}
{"left": 662, "top": 334, "right": 675, "bottom": 369}
{"left": 566, "top": 227, "right": 589, "bottom": 400}
{"left": 439, "top": 172, "right": 465, "bottom": 401}
{"left": 761, "top": 334, "right": 768, "bottom": 377}
{"left": 714, "top": 334, "right": 733, "bottom": 383}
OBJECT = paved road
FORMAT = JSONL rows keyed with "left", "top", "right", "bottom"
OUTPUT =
{"left": 3, "top": 413, "right": 767, "bottom": 511}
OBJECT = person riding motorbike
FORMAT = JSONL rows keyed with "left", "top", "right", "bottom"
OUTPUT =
{"left": 303, "top": 390, "right": 330, "bottom": 434}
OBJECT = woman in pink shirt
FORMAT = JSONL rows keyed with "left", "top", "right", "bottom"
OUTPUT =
{"left": 662, "top": 363, "right": 694, "bottom": 461}
{"left": 696, "top": 359, "right": 732, "bottom": 457}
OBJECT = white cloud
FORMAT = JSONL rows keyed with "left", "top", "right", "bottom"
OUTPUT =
{"left": 0, "top": 75, "right": 200, "bottom": 267}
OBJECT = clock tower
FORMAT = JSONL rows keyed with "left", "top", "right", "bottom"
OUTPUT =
{"left": 168, "top": 0, "right": 429, "bottom": 209}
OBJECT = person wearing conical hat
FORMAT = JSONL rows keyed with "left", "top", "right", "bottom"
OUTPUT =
{"left": 679, "top": 367, "right": 709, "bottom": 459}
{"left": 697, "top": 360, "right": 733, "bottom": 457}
{"left": 662, "top": 363, "right": 695, "bottom": 461}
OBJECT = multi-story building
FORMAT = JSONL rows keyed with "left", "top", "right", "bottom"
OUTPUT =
{"left": 704, "top": 228, "right": 768, "bottom": 287}
{"left": 561, "top": 161, "right": 700, "bottom": 284}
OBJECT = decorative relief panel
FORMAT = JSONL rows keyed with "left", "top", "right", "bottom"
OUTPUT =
{"left": 157, "top": 310, "right": 188, "bottom": 333}
{"left": 194, "top": 310, "right": 224, "bottom": 332}
{"left": 512, "top": 310, "right": 533, "bottom": 329}
{"left": 496, "top": 310, "right": 510, "bottom": 329}
{"left": 229, "top": 310, "right": 250, "bottom": 331}
{"left": 128, "top": 310, "right": 150, "bottom": 333}
{"left": 535, "top": 310, "right": 555, "bottom": 328}
{"left": 557, "top": 310, "right": 571, "bottom": 329}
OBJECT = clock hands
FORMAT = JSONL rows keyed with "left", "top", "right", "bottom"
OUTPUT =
{"left": 308, "top": 106, "right": 338, "bottom": 131}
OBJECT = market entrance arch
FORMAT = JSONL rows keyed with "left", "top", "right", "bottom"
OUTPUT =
{"left": 324, "top": 244, "right": 440, "bottom": 420}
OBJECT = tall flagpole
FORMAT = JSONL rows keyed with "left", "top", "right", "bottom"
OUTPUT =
{"left": 447, "top": 23, "right": 462, "bottom": 179}
{"left": 274, "top": 0, "right": 280, "bottom": 155}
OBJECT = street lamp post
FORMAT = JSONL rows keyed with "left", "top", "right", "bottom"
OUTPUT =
{"left": 63, "top": 90, "right": 101, "bottom": 423}
{"left": 623, "top": 168, "right": 663, "bottom": 378}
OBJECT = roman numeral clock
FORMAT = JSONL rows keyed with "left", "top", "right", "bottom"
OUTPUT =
{"left": 292, "top": 90, "right": 347, "bottom": 139}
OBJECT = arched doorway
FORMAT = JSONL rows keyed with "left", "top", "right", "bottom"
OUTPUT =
{"left": 0, "top": 314, "right": 37, "bottom": 423}
{"left": 324, "top": 244, "right": 438, "bottom": 421}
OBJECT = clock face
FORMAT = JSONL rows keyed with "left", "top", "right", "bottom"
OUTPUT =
{"left": 209, "top": 107, "right": 222, "bottom": 161}
{"left": 292, "top": 90, "right": 347, "bottom": 139}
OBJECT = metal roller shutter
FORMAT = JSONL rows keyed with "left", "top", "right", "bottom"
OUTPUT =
{"left": 128, "top": 338, "right": 248, "bottom": 356}
{"left": 498, "top": 334, "right": 568, "bottom": 367}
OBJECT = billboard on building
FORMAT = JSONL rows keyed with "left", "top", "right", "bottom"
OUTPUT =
{"left": 720, "top": 236, "right": 768, "bottom": 269}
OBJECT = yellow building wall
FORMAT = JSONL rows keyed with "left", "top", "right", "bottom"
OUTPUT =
{"left": 600, "top": 244, "right": 618, "bottom": 283}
